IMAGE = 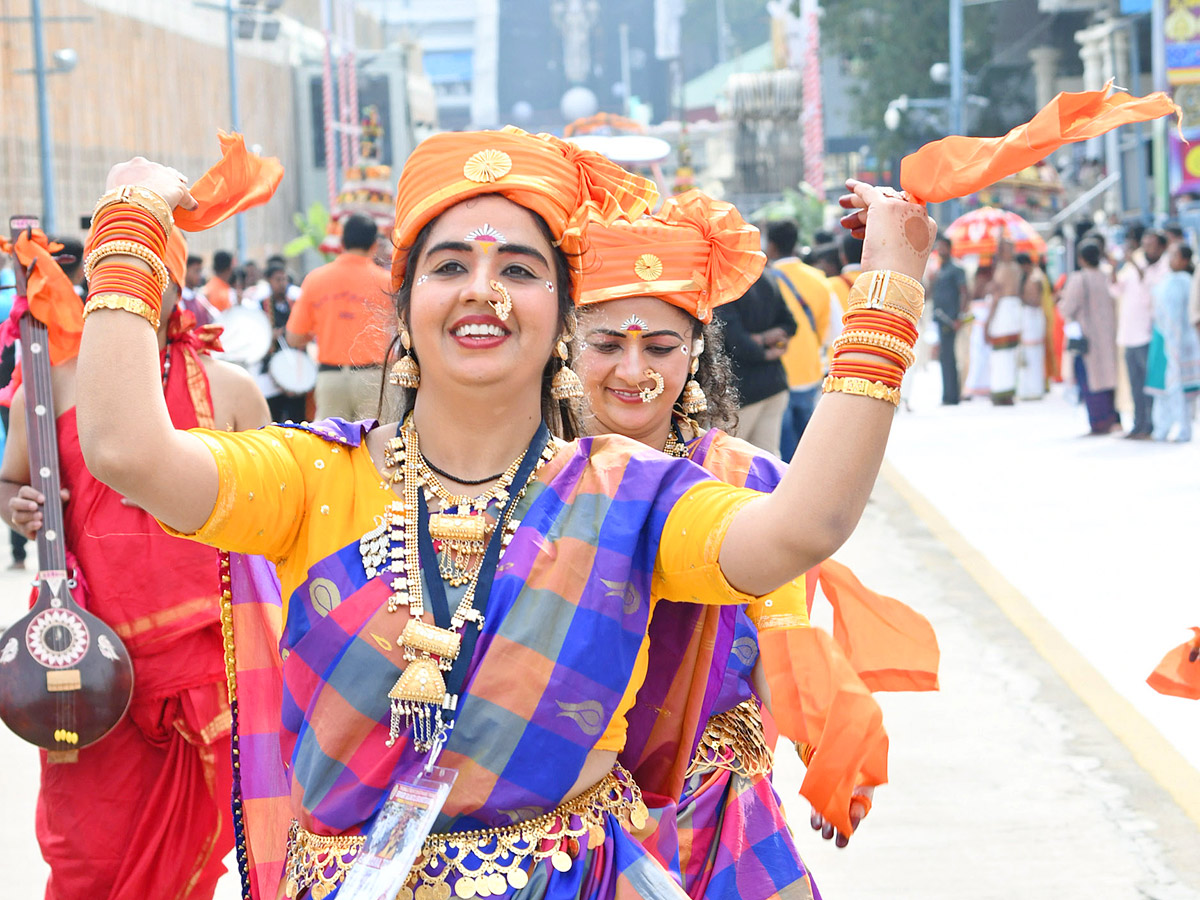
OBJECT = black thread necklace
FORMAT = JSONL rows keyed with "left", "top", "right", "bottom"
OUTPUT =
{"left": 419, "top": 452, "right": 505, "bottom": 486}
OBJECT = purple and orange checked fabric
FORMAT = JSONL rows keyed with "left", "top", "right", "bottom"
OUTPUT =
{"left": 627, "top": 429, "right": 816, "bottom": 900}
{"left": 193, "top": 419, "right": 764, "bottom": 900}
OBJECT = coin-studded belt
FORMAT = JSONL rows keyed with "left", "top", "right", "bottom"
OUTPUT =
{"left": 284, "top": 764, "right": 650, "bottom": 900}
{"left": 685, "top": 698, "right": 774, "bottom": 779}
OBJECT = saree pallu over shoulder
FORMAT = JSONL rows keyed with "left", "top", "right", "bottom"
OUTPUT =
{"left": 203, "top": 421, "right": 759, "bottom": 900}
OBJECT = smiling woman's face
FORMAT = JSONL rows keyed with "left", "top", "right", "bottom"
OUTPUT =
{"left": 406, "top": 195, "right": 561, "bottom": 397}
{"left": 575, "top": 296, "right": 697, "bottom": 443}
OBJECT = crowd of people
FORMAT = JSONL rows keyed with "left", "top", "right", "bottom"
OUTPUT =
{"left": 707, "top": 215, "right": 1200, "bottom": 451}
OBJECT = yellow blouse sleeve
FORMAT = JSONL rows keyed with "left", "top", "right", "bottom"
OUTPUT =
{"left": 746, "top": 577, "right": 810, "bottom": 631}
{"left": 160, "top": 425, "right": 310, "bottom": 561}
{"left": 652, "top": 480, "right": 763, "bottom": 604}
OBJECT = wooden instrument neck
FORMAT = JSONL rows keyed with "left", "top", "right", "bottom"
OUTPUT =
{"left": 10, "top": 222, "right": 69, "bottom": 576}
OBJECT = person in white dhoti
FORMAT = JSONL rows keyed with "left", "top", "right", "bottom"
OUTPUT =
{"left": 1017, "top": 253, "right": 1048, "bottom": 399}
{"left": 985, "top": 238, "right": 1022, "bottom": 405}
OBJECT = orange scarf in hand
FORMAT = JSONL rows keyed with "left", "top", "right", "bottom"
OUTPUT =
{"left": 901, "top": 82, "right": 1180, "bottom": 204}
{"left": 173, "top": 131, "right": 284, "bottom": 232}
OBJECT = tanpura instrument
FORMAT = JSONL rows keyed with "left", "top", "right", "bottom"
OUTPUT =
{"left": 0, "top": 216, "right": 134, "bottom": 761}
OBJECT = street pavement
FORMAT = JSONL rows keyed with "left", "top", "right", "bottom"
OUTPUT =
{"left": 1, "top": 365, "right": 1198, "bottom": 897}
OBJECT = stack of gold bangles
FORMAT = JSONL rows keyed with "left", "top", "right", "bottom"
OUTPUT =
{"left": 80, "top": 185, "right": 174, "bottom": 331}
{"left": 822, "top": 269, "right": 925, "bottom": 407}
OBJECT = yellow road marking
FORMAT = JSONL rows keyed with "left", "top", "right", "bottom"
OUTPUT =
{"left": 881, "top": 461, "right": 1200, "bottom": 829}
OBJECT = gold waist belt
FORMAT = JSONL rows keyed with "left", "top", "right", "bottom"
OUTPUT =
{"left": 284, "top": 764, "right": 650, "bottom": 900}
{"left": 685, "top": 698, "right": 774, "bottom": 779}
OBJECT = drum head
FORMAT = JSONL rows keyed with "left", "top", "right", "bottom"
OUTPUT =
{"left": 269, "top": 347, "right": 318, "bottom": 395}
{"left": 214, "top": 305, "right": 273, "bottom": 365}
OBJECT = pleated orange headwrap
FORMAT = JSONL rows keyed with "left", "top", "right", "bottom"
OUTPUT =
{"left": 390, "top": 127, "right": 660, "bottom": 295}
{"left": 576, "top": 190, "right": 766, "bottom": 323}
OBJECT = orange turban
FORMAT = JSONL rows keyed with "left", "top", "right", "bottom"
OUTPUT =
{"left": 576, "top": 190, "right": 765, "bottom": 323}
{"left": 165, "top": 228, "right": 188, "bottom": 288}
{"left": 390, "top": 126, "right": 659, "bottom": 294}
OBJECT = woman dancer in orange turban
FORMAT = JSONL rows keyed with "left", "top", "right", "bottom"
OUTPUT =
{"left": 73, "top": 128, "right": 933, "bottom": 900}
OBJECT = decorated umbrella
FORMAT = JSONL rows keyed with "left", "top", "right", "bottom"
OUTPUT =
{"left": 944, "top": 206, "right": 1047, "bottom": 259}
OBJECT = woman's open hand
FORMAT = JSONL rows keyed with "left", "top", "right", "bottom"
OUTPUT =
{"left": 838, "top": 179, "right": 935, "bottom": 282}
{"left": 104, "top": 157, "right": 198, "bottom": 212}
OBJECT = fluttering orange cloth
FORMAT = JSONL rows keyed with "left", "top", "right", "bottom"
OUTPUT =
{"left": 173, "top": 131, "right": 284, "bottom": 232}
{"left": 901, "top": 82, "right": 1180, "bottom": 204}
{"left": 1147, "top": 627, "right": 1200, "bottom": 700}
{"left": 390, "top": 126, "right": 660, "bottom": 294}
{"left": 0, "top": 229, "right": 81, "bottom": 365}
{"left": 816, "top": 560, "right": 941, "bottom": 692}
{"left": 758, "top": 626, "right": 889, "bottom": 838}
{"left": 577, "top": 190, "right": 766, "bottom": 323}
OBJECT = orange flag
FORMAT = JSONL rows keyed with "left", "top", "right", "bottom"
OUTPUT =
{"left": 817, "top": 559, "right": 941, "bottom": 692}
{"left": 901, "top": 82, "right": 1180, "bottom": 204}
{"left": 1146, "top": 627, "right": 1200, "bottom": 700}
{"left": 173, "top": 130, "right": 284, "bottom": 232}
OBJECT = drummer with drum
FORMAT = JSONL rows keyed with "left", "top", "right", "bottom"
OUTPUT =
{"left": 261, "top": 261, "right": 309, "bottom": 423}
{"left": 284, "top": 213, "right": 394, "bottom": 421}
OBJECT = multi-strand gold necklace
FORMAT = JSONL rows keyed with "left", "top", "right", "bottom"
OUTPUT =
{"left": 360, "top": 418, "right": 553, "bottom": 752}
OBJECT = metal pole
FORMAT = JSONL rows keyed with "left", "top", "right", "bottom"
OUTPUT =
{"left": 716, "top": 0, "right": 728, "bottom": 65}
{"left": 619, "top": 23, "right": 632, "bottom": 117}
{"left": 947, "top": 0, "right": 964, "bottom": 224}
{"left": 1151, "top": 0, "right": 1169, "bottom": 217}
{"left": 1128, "top": 16, "right": 1149, "bottom": 219}
{"left": 225, "top": 0, "right": 248, "bottom": 263}
{"left": 30, "top": 0, "right": 56, "bottom": 234}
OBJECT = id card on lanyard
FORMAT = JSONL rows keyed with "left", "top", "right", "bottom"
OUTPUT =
{"left": 339, "top": 765, "right": 458, "bottom": 899}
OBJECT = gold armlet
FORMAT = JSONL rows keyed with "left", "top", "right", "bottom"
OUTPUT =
{"left": 795, "top": 741, "right": 817, "bottom": 767}
{"left": 84, "top": 241, "right": 170, "bottom": 297}
{"left": 82, "top": 293, "right": 161, "bottom": 330}
{"left": 847, "top": 270, "right": 925, "bottom": 324}
{"left": 822, "top": 375, "right": 901, "bottom": 407}
{"left": 92, "top": 185, "right": 174, "bottom": 234}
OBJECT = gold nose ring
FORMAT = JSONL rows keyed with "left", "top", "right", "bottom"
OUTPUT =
{"left": 639, "top": 368, "right": 665, "bottom": 403}
{"left": 488, "top": 279, "right": 513, "bottom": 320}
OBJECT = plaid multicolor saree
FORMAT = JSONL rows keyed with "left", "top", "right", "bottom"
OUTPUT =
{"left": 209, "top": 420, "right": 758, "bottom": 900}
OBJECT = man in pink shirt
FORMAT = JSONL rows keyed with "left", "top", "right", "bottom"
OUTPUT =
{"left": 1113, "top": 229, "right": 1168, "bottom": 439}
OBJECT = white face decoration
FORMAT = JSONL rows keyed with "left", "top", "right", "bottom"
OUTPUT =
{"left": 465, "top": 224, "right": 507, "bottom": 254}
{"left": 621, "top": 314, "right": 649, "bottom": 335}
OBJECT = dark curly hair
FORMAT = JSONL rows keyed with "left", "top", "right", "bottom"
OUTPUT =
{"left": 377, "top": 210, "right": 583, "bottom": 441}
{"left": 682, "top": 315, "right": 739, "bottom": 432}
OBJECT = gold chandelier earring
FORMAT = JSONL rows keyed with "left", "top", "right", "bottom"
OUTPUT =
{"left": 389, "top": 326, "right": 421, "bottom": 389}
{"left": 680, "top": 337, "right": 707, "bottom": 415}
{"left": 550, "top": 335, "right": 585, "bottom": 400}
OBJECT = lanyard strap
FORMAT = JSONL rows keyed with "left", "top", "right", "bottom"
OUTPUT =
{"left": 414, "top": 422, "right": 551, "bottom": 719}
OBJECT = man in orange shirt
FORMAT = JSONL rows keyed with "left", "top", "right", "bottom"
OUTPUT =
{"left": 286, "top": 214, "right": 393, "bottom": 420}
{"left": 201, "top": 249, "right": 235, "bottom": 312}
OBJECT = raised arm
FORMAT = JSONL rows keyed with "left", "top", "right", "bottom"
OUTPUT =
{"left": 719, "top": 182, "right": 935, "bottom": 595}
{"left": 75, "top": 159, "right": 221, "bottom": 534}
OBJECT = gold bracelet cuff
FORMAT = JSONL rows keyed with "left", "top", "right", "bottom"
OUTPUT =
{"left": 821, "top": 375, "right": 902, "bottom": 407}
{"left": 82, "top": 292, "right": 161, "bottom": 330}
